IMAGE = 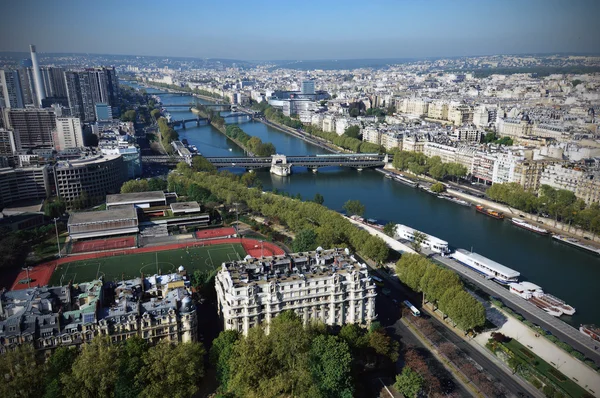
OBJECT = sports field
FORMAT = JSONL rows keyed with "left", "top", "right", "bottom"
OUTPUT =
{"left": 48, "top": 243, "right": 247, "bottom": 285}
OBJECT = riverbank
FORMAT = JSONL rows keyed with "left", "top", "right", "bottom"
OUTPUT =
{"left": 191, "top": 107, "right": 255, "bottom": 156}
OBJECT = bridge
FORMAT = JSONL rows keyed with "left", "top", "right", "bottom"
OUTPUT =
{"left": 161, "top": 103, "right": 231, "bottom": 112}
{"left": 141, "top": 155, "right": 187, "bottom": 166}
{"left": 171, "top": 112, "right": 252, "bottom": 129}
{"left": 205, "top": 153, "right": 387, "bottom": 176}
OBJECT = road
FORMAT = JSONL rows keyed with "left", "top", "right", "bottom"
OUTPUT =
{"left": 434, "top": 253, "right": 600, "bottom": 364}
{"left": 376, "top": 270, "right": 539, "bottom": 398}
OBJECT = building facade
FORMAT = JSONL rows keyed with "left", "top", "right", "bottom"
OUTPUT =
{"left": 4, "top": 108, "right": 56, "bottom": 149}
{"left": 53, "top": 117, "right": 84, "bottom": 150}
{"left": 0, "top": 165, "right": 51, "bottom": 206}
{"left": 216, "top": 248, "right": 377, "bottom": 335}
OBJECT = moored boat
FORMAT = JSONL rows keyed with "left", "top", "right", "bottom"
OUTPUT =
{"left": 580, "top": 324, "right": 600, "bottom": 341}
{"left": 393, "top": 175, "right": 418, "bottom": 188}
{"left": 439, "top": 194, "right": 471, "bottom": 207}
{"left": 475, "top": 205, "right": 504, "bottom": 219}
{"left": 511, "top": 218, "right": 549, "bottom": 235}
{"left": 552, "top": 234, "right": 600, "bottom": 255}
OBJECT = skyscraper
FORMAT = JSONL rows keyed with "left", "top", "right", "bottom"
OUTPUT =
{"left": 65, "top": 68, "right": 119, "bottom": 122}
{"left": 4, "top": 108, "right": 56, "bottom": 149}
{"left": 29, "top": 45, "right": 46, "bottom": 107}
{"left": 0, "top": 69, "right": 24, "bottom": 108}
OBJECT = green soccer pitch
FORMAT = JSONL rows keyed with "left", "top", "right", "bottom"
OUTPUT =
{"left": 48, "top": 243, "right": 247, "bottom": 285}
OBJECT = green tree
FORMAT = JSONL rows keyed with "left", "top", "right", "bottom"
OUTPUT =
{"left": 313, "top": 192, "right": 325, "bottom": 205}
{"left": 368, "top": 329, "right": 399, "bottom": 362}
{"left": 147, "top": 177, "right": 167, "bottom": 191}
{"left": 43, "top": 346, "right": 79, "bottom": 398}
{"left": 411, "top": 231, "right": 427, "bottom": 253}
{"left": 136, "top": 341, "right": 206, "bottom": 398}
{"left": 383, "top": 221, "right": 396, "bottom": 237}
{"left": 241, "top": 172, "right": 261, "bottom": 188}
{"left": 210, "top": 330, "right": 240, "bottom": 390}
{"left": 343, "top": 199, "right": 365, "bottom": 217}
{"left": 309, "top": 335, "right": 354, "bottom": 398}
{"left": 120, "top": 179, "right": 150, "bottom": 193}
{"left": 395, "top": 366, "right": 424, "bottom": 398}
{"left": 120, "top": 110, "right": 137, "bottom": 122}
{"left": 292, "top": 228, "right": 318, "bottom": 252}
{"left": 191, "top": 155, "right": 217, "bottom": 172}
{"left": 361, "top": 235, "right": 389, "bottom": 264}
{"left": 430, "top": 182, "right": 446, "bottom": 193}
{"left": 44, "top": 198, "right": 66, "bottom": 218}
{"left": 0, "top": 344, "right": 45, "bottom": 398}
{"left": 62, "top": 336, "right": 121, "bottom": 398}
{"left": 115, "top": 336, "right": 148, "bottom": 398}
{"left": 150, "top": 109, "right": 161, "bottom": 120}
{"left": 344, "top": 125, "right": 361, "bottom": 139}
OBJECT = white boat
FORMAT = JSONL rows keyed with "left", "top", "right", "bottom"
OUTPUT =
{"left": 511, "top": 218, "right": 549, "bottom": 235}
{"left": 509, "top": 281, "right": 543, "bottom": 299}
{"left": 393, "top": 175, "right": 419, "bottom": 188}
{"left": 450, "top": 249, "right": 520, "bottom": 284}
{"left": 552, "top": 235, "right": 600, "bottom": 255}
{"left": 439, "top": 194, "right": 471, "bottom": 207}
{"left": 538, "top": 293, "right": 576, "bottom": 316}
{"left": 510, "top": 282, "right": 576, "bottom": 316}
{"left": 394, "top": 224, "right": 449, "bottom": 253}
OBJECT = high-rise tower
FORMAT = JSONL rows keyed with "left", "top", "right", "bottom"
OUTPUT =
{"left": 29, "top": 45, "right": 46, "bottom": 107}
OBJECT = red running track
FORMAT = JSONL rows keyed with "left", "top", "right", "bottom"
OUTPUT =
{"left": 10, "top": 237, "right": 285, "bottom": 291}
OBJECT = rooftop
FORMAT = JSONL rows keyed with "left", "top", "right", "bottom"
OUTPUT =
{"left": 106, "top": 191, "right": 166, "bottom": 205}
{"left": 68, "top": 205, "right": 137, "bottom": 225}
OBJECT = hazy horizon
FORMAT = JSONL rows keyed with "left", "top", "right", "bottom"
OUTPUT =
{"left": 2, "top": 0, "right": 599, "bottom": 60}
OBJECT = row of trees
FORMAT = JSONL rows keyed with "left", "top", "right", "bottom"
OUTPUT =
{"left": 0, "top": 336, "right": 206, "bottom": 398}
{"left": 168, "top": 163, "right": 390, "bottom": 263}
{"left": 395, "top": 254, "right": 486, "bottom": 331}
{"left": 391, "top": 150, "right": 468, "bottom": 182}
{"left": 210, "top": 311, "right": 398, "bottom": 398}
{"left": 157, "top": 116, "right": 179, "bottom": 154}
{"left": 225, "top": 125, "right": 276, "bottom": 156}
{"left": 487, "top": 182, "right": 600, "bottom": 233}
{"left": 120, "top": 178, "right": 168, "bottom": 193}
{"left": 253, "top": 102, "right": 385, "bottom": 153}
{"left": 194, "top": 103, "right": 225, "bottom": 129}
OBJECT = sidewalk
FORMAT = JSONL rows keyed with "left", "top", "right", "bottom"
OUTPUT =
{"left": 474, "top": 310, "right": 600, "bottom": 397}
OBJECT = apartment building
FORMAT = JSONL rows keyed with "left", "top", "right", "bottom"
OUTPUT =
{"left": 539, "top": 163, "right": 585, "bottom": 194}
{"left": 427, "top": 100, "right": 449, "bottom": 120}
{"left": 215, "top": 248, "right": 377, "bottom": 335}
{"left": 448, "top": 104, "right": 473, "bottom": 126}
{"left": 0, "top": 165, "right": 51, "bottom": 206}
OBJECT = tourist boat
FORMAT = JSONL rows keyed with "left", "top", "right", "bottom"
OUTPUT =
{"left": 511, "top": 218, "right": 549, "bottom": 235}
{"left": 450, "top": 249, "right": 519, "bottom": 284}
{"left": 509, "top": 282, "right": 575, "bottom": 316}
{"left": 580, "top": 324, "right": 600, "bottom": 342}
{"left": 552, "top": 235, "right": 600, "bottom": 255}
{"left": 394, "top": 224, "right": 449, "bottom": 254}
{"left": 393, "top": 175, "right": 419, "bottom": 188}
{"left": 439, "top": 194, "right": 471, "bottom": 207}
{"left": 475, "top": 205, "right": 504, "bottom": 219}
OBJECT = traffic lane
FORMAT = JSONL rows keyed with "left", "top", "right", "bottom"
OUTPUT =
{"left": 377, "top": 279, "right": 530, "bottom": 398}
{"left": 376, "top": 291, "right": 474, "bottom": 397}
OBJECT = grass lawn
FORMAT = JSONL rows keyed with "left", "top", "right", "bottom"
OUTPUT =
{"left": 30, "top": 233, "right": 68, "bottom": 263}
{"left": 503, "top": 339, "right": 591, "bottom": 398}
{"left": 48, "top": 243, "right": 246, "bottom": 286}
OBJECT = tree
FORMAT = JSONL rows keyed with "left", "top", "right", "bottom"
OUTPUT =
{"left": 121, "top": 110, "right": 137, "bottom": 122}
{"left": 411, "top": 231, "right": 427, "bottom": 253}
{"left": 191, "top": 155, "right": 217, "bottom": 172}
{"left": 344, "top": 125, "right": 361, "bottom": 139}
{"left": 361, "top": 235, "right": 389, "bottom": 264}
{"left": 343, "top": 199, "right": 365, "bottom": 217}
{"left": 71, "top": 190, "right": 90, "bottom": 210}
{"left": 383, "top": 221, "right": 396, "bottom": 237}
{"left": 44, "top": 198, "right": 66, "bottom": 218}
{"left": 313, "top": 192, "right": 325, "bottom": 205}
{"left": 368, "top": 329, "right": 399, "bottom": 362}
{"left": 136, "top": 341, "right": 206, "bottom": 398}
{"left": 150, "top": 109, "right": 161, "bottom": 120}
{"left": 394, "top": 367, "right": 424, "bottom": 398}
{"left": 210, "top": 330, "right": 240, "bottom": 390}
{"left": 44, "top": 346, "right": 79, "bottom": 398}
{"left": 120, "top": 179, "right": 149, "bottom": 193}
{"left": 147, "top": 177, "right": 167, "bottom": 191}
{"left": 430, "top": 182, "right": 445, "bottom": 193}
{"left": 309, "top": 335, "right": 354, "bottom": 398}
{"left": 0, "top": 344, "right": 45, "bottom": 398}
{"left": 62, "top": 336, "right": 121, "bottom": 398}
{"left": 115, "top": 336, "right": 148, "bottom": 398}
{"left": 293, "top": 228, "right": 318, "bottom": 252}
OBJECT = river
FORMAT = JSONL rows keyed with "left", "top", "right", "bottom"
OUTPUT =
{"left": 131, "top": 82, "right": 600, "bottom": 327}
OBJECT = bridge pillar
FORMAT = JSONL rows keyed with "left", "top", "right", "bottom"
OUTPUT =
{"left": 312, "top": 168, "right": 318, "bottom": 173}
{"left": 181, "top": 122, "right": 186, "bottom": 130}
{"left": 271, "top": 154, "right": 287, "bottom": 165}
{"left": 270, "top": 164, "right": 292, "bottom": 177}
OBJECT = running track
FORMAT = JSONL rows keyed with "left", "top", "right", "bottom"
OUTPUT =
{"left": 10, "top": 238, "right": 285, "bottom": 291}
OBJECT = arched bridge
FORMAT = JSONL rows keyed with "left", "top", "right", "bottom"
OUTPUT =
{"left": 161, "top": 103, "right": 231, "bottom": 112}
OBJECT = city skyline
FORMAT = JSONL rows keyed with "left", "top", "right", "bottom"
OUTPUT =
{"left": 2, "top": 0, "right": 600, "bottom": 60}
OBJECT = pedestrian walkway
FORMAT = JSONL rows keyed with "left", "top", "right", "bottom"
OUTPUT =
{"left": 344, "top": 216, "right": 417, "bottom": 255}
{"left": 475, "top": 312, "right": 600, "bottom": 397}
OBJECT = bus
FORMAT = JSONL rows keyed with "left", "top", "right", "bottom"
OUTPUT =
{"left": 403, "top": 300, "right": 421, "bottom": 317}
{"left": 370, "top": 275, "right": 384, "bottom": 287}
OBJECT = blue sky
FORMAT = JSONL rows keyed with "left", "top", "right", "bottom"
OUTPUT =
{"left": 1, "top": 0, "right": 599, "bottom": 60}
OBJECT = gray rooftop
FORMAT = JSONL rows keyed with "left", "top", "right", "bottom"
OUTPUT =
{"left": 106, "top": 191, "right": 166, "bottom": 205}
{"left": 68, "top": 205, "right": 137, "bottom": 225}
{"left": 170, "top": 201, "right": 200, "bottom": 211}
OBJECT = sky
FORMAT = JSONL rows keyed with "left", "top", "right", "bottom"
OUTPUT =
{"left": 1, "top": 0, "right": 599, "bottom": 60}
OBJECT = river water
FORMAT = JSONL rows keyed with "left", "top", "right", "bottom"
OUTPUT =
{"left": 133, "top": 82, "right": 600, "bottom": 327}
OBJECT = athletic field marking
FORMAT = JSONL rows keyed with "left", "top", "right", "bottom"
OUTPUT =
{"left": 96, "top": 263, "right": 102, "bottom": 280}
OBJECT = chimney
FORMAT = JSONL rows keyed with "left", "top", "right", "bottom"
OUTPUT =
{"left": 29, "top": 45, "right": 46, "bottom": 106}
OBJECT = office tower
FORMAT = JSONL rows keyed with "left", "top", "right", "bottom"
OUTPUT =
{"left": 0, "top": 129, "right": 18, "bottom": 155}
{"left": 40, "top": 67, "right": 67, "bottom": 98}
{"left": 53, "top": 117, "right": 84, "bottom": 150}
{"left": 65, "top": 68, "right": 119, "bottom": 122}
{"left": 4, "top": 108, "right": 56, "bottom": 149}
{"left": 301, "top": 80, "right": 315, "bottom": 95}
{"left": 0, "top": 69, "right": 24, "bottom": 108}
{"left": 18, "top": 67, "right": 35, "bottom": 106}
{"left": 29, "top": 45, "right": 46, "bottom": 107}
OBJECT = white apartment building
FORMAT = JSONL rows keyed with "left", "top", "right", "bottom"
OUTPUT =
{"left": 53, "top": 117, "right": 84, "bottom": 150}
{"left": 492, "top": 151, "right": 525, "bottom": 185}
{"left": 448, "top": 104, "right": 473, "bottom": 126}
{"left": 398, "top": 97, "right": 430, "bottom": 116}
{"left": 380, "top": 132, "right": 402, "bottom": 150}
{"left": 427, "top": 100, "right": 449, "bottom": 120}
{"left": 539, "top": 163, "right": 585, "bottom": 194}
{"left": 532, "top": 124, "right": 570, "bottom": 141}
{"left": 335, "top": 117, "right": 360, "bottom": 136}
{"left": 423, "top": 142, "right": 457, "bottom": 164}
{"left": 215, "top": 248, "right": 377, "bottom": 335}
{"left": 453, "top": 124, "right": 483, "bottom": 142}
{"left": 498, "top": 117, "right": 533, "bottom": 139}
{"left": 322, "top": 115, "right": 336, "bottom": 133}
{"left": 362, "top": 127, "right": 380, "bottom": 145}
